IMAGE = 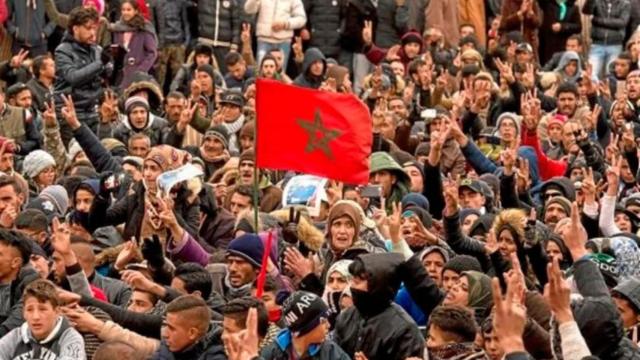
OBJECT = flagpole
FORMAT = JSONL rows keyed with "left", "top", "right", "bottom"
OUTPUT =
{"left": 253, "top": 84, "right": 260, "bottom": 232}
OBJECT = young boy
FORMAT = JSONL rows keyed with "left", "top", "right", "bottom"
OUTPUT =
{"left": 0, "top": 279, "right": 86, "bottom": 359}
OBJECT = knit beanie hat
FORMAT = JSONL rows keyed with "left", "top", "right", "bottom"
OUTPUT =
{"left": 282, "top": 291, "right": 328, "bottom": 337}
{"left": 39, "top": 185, "right": 69, "bottom": 216}
{"left": 401, "top": 31, "right": 423, "bottom": 46}
{"left": 420, "top": 246, "right": 450, "bottom": 263}
{"left": 23, "top": 150, "right": 56, "bottom": 179}
{"left": 226, "top": 233, "right": 264, "bottom": 268}
{"left": 197, "top": 64, "right": 216, "bottom": 80}
{"left": 83, "top": 0, "right": 104, "bottom": 15}
{"left": 444, "top": 255, "right": 483, "bottom": 274}
{"left": 401, "top": 192, "right": 430, "bottom": 212}
{"left": 495, "top": 112, "right": 521, "bottom": 135}
{"left": 239, "top": 149, "right": 255, "bottom": 164}
{"left": 204, "top": 125, "right": 230, "bottom": 150}
{"left": 144, "top": 145, "right": 191, "bottom": 172}
{"left": 546, "top": 196, "right": 572, "bottom": 216}
{"left": 124, "top": 96, "right": 150, "bottom": 114}
{"left": 613, "top": 278, "right": 640, "bottom": 313}
{"left": 548, "top": 114, "right": 568, "bottom": 129}
{"left": 402, "top": 205, "right": 432, "bottom": 228}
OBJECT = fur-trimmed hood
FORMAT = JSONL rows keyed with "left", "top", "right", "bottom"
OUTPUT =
{"left": 121, "top": 72, "right": 164, "bottom": 112}
{"left": 492, "top": 209, "right": 527, "bottom": 244}
{"left": 270, "top": 209, "right": 325, "bottom": 252}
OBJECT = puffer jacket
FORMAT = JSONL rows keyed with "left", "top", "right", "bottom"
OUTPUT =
{"left": 582, "top": 0, "right": 631, "bottom": 46}
{"left": 197, "top": 0, "right": 240, "bottom": 47}
{"left": 244, "top": 0, "right": 307, "bottom": 43}
{"left": 333, "top": 253, "right": 424, "bottom": 360}
{"left": 151, "top": 0, "right": 191, "bottom": 46}
{"left": 303, "top": 0, "right": 342, "bottom": 58}
{"left": 373, "top": 0, "right": 408, "bottom": 48}
{"left": 152, "top": 324, "right": 226, "bottom": 360}
{"left": 293, "top": 47, "right": 326, "bottom": 89}
{"left": 53, "top": 32, "right": 105, "bottom": 114}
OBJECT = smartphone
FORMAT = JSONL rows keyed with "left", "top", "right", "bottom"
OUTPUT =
{"left": 360, "top": 185, "right": 382, "bottom": 198}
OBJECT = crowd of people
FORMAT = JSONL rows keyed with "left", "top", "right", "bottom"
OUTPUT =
{"left": 0, "top": 0, "right": 639, "bottom": 359}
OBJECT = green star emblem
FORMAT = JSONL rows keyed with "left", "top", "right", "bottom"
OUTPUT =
{"left": 296, "top": 109, "right": 342, "bottom": 160}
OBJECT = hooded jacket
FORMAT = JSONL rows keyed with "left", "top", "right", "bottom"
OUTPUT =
{"left": 554, "top": 51, "right": 583, "bottom": 83}
{"left": 0, "top": 316, "right": 86, "bottom": 359}
{"left": 113, "top": 111, "right": 169, "bottom": 146}
{"left": 293, "top": 47, "right": 326, "bottom": 89}
{"left": 334, "top": 253, "right": 424, "bottom": 360}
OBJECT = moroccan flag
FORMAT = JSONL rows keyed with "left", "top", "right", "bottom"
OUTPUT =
{"left": 255, "top": 79, "right": 372, "bottom": 184}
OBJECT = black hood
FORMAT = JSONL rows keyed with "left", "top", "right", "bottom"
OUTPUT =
{"left": 302, "top": 47, "right": 327, "bottom": 78}
{"left": 355, "top": 253, "right": 404, "bottom": 302}
{"left": 541, "top": 176, "right": 576, "bottom": 201}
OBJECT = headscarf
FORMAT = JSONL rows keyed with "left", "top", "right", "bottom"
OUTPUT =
{"left": 463, "top": 271, "right": 493, "bottom": 321}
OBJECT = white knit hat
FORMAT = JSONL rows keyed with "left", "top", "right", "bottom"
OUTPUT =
{"left": 23, "top": 150, "right": 56, "bottom": 179}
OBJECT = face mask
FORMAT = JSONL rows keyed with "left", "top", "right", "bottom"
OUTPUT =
{"left": 268, "top": 308, "right": 281, "bottom": 323}
{"left": 350, "top": 287, "right": 389, "bottom": 318}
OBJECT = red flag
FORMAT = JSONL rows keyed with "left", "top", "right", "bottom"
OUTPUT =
{"left": 255, "top": 79, "right": 372, "bottom": 184}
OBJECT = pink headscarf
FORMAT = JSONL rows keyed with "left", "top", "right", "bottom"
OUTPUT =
{"left": 83, "top": 0, "right": 104, "bottom": 16}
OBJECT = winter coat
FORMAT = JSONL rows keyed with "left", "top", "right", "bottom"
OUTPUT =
{"left": 499, "top": 0, "right": 542, "bottom": 58}
{"left": 571, "top": 258, "right": 640, "bottom": 359}
{"left": 0, "top": 104, "right": 40, "bottom": 155}
{"left": 374, "top": 0, "right": 408, "bottom": 48}
{"left": 151, "top": 0, "right": 191, "bottom": 46}
{"left": 425, "top": 0, "right": 459, "bottom": 48}
{"left": 303, "top": 0, "right": 342, "bottom": 58}
{"left": 0, "top": 317, "right": 86, "bottom": 360}
{"left": 0, "top": 266, "right": 39, "bottom": 338}
{"left": 6, "top": 0, "right": 56, "bottom": 48}
{"left": 153, "top": 325, "right": 226, "bottom": 360}
{"left": 87, "top": 181, "right": 200, "bottom": 243}
{"left": 582, "top": 0, "right": 631, "bottom": 46}
{"left": 339, "top": 0, "right": 376, "bottom": 53}
{"left": 293, "top": 47, "right": 326, "bottom": 89}
{"left": 113, "top": 113, "right": 169, "bottom": 146}
{"left": 111, "top": 21, "right": 158, "bottom": 90}
{"left": 260, "top": 330, "right": 351, "bottom": 360}
{"left": 334, "top": 253, "right": 424, "bottom": 360}
{"left": 26, "top": 77, "right": 53, "bottom": 112}
{"left": 53, "top": 32, "right": 105, "bottom": 115}
{"left": 197, "top": 0, "right": 240, "bottom": 47}
{"left": 539, "top": 0, "right": 582, "bottom": 65}
{"left": 244, "top": 0, "right": 307, "bottom": 43}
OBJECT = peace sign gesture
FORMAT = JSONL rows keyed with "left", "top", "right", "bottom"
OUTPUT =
{"left": 177, "top": 99, "right": 198, "bottom": 133}
{"left": 362, "top": 20, "right": 373, "bottom": 46}
{"left": 606, "top": 154, "right": 623, "bottom": 196}
{"left": 42, "top": 101, "right": 57, "bottom": 128}
{"left": 61, "top": 94, "right": 81, "bottom": 130}
{"left": 10, "top": 49, "right": 29, "bottom": 69}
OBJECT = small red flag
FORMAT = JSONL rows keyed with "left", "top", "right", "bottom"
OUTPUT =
{"left": 255, "top": 79, "right": 372, "bottom": 185}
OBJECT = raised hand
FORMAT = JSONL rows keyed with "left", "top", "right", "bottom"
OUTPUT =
{"left": 501, "top": 146, "right": 517, "bottom": 176}
{"left": 485, "top": 228, "right": 499, "bottom": 254}
{"left": 491, "top": 274, "right": 527, "bottom": 353}
{"left": 494, "top": 58, "right": 515, "bottom": 84}
{"left": 100, "top": 90, "right": 119, "bottom": 123}
{"left": 581, "top": 167, "right": 597, "bottom": 204}
{"left": 388, "top": 202, "right": 402, "bottom": 244}
{"left": 10, "top": 49, "right": 28, "bottom": 69}
{"left": 61, "top": 94, "right": 81, "bottom": 130}
{"left": 582, "top": 63, "right": 596, "bottom": 95}
{"left": 283, "top": 246, "right": 314, "bottom": 279}
{"left": 443, "top": 175, "right": 459, "bottom": 216}
{"left": 561, "top": 202, "right": 588, "bottom": 260}
{"left": 51, "top": 217, "right": 72, "bottom": 256}
{"left": 241, "top": 23, "right": 252, "bottom": 45}
{"left": 114, "top": 239, "right": 139, "bottom": 271}
{"left": 42, "top": 101, "right": 57, "bottom": 128}
{"left": 362, "top": 20, "right": 373, "bottom": 45}
{"left": 543, "top": 257, "right": 573, "bottom": 324}
{"left": 177, "top": 99, "right": 197, "bottom": 133}
{"left": 606, "top": 154, "right": 623, "bottom": 196}
{"left": 282, "top": 207, "right": 301, "bottom": 244}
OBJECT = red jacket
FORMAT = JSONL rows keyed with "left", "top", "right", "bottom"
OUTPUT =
{"left": 521, "top": 129, "right": 567, "bottom": 181}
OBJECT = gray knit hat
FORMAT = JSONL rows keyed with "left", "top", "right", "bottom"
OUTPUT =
{"left": 495, "top": 112, "right": 522, "bottom": 136}
{"left": 204, "top": 125, "right": 230, "bottom": 149}
{"left": 68, "top": 140, "right": 84, "bottom": 163}
{"left": 39, "top": 185, "right": 69, "bottom": 216}
{"left": 23, "top": 150, "right": 56, "bottom": 179}
{"left": 613, "top": 278, "right": 640, "bottom": 313}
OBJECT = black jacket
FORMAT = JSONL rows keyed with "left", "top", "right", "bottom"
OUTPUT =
{"left": 539, "top": 0, "right": 581, "bottom": 64}
{"left": 197, "top": 0, "right": 241, "bottom": 47}
{"left": 152, "top": 324, "right": 226, "bottom": 360}
{"left": 0, "top": 266, "right": 39, "bottom": 338}
{"left": 373, "top": 0, "right": 407, "bottom": 48}
{"left": 303, "top": 0, "right": 342, "bottom": 58}
{"left": 293, "top": 47, "right": 327, "bottom": 89}
{"left": 87, "top": 181, "right": 200, "bottom": 242}
{"left": 333, "top": 253, "right": 424, "bottom": 360}
{"left": 151, "top": 0, "right": 191, "bottom": 46}
{"left": 572, "top": 258, "right": 640, "bottom": 359}
{"left": 53, "top": 33, "right": 105, "bottom": 114}
{"left": 582, "top": 0, "right": 631, "bottom": 46}
{"left": 339, "top": 0, "right": 376, "bottom": 53}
